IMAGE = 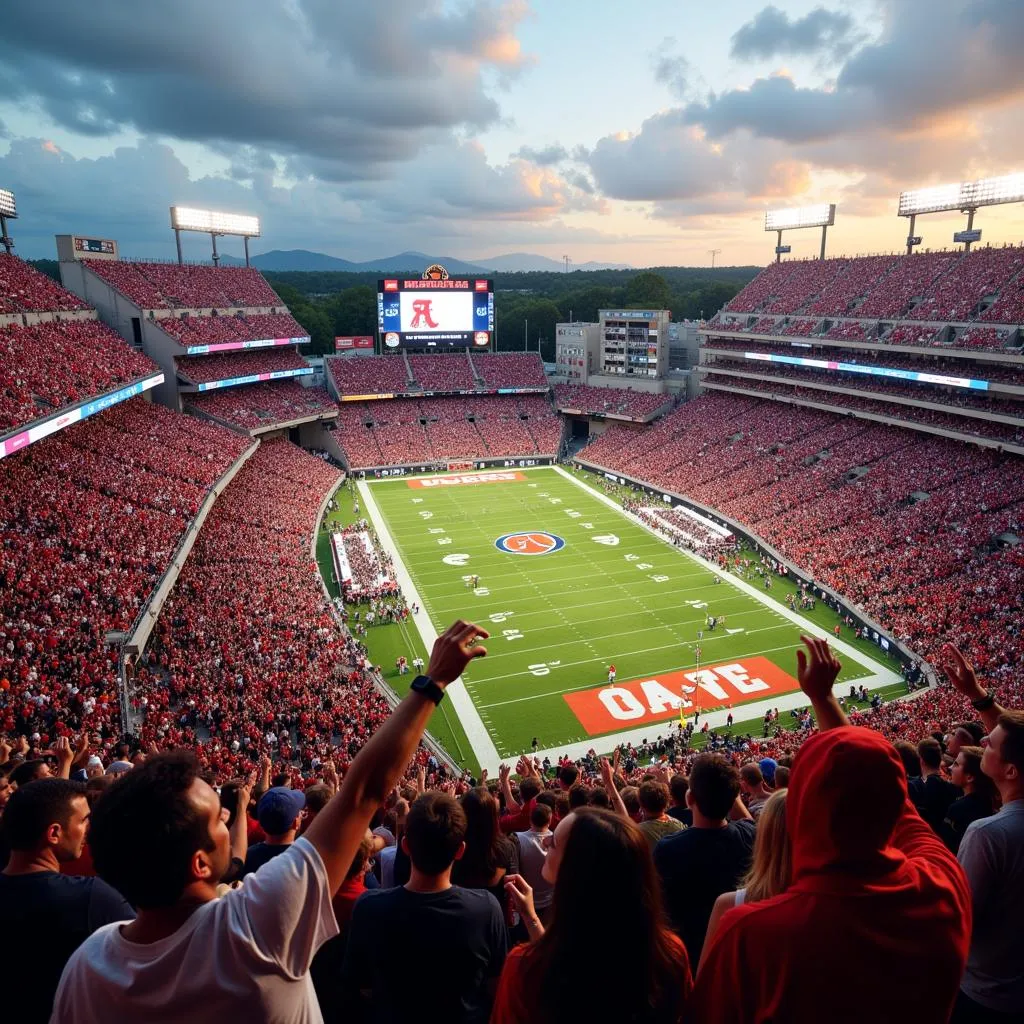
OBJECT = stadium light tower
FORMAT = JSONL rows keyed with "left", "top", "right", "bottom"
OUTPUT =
{"left": 707, "top": 248, "right": 722, "bottom": 268}
{"left": 898, "top": 172, "right": 1024, "bottom": 254}
{"left": 0, "top": 188, "right": 17, "bottom": 255}
{"left": 764, "top": 204, "right": 836, "bottom": 262}
{"left": 169, "top": 206, "right": 261, "bottom": 266}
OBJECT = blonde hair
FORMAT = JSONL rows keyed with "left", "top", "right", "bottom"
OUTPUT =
{"left": 742, "top": 788, "right": 790, "bottom": 903}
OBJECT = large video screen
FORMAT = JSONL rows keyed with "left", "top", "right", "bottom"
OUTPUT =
{"left": 378, "top": 278, "right": 494, "bottom": 348}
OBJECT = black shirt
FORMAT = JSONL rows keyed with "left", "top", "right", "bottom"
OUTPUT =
{"left": 341, "top": 885, "right": 508, "bottom": 1023}
{"left": 242, "top": 841, "right": 291, "bottom": 876}
{"left": 0, "top": 870, "right": 134, "bottom": 1024}
{"left": 940, "top": 791, "right": 994, "bottom": 854}
{"left": 654, "top": 820, "right": 756, "bottom": 964}
{"left": 667, "top": 804, "right": 693, "bottom": 827}
{"left": 908, "top": 774, "right": 961, "bottom": 834}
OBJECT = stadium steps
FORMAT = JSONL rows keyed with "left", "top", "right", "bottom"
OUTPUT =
{"left": 467, "top": 349, "right": 486, "bottom": 386}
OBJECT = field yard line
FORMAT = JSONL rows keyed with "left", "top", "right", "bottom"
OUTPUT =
{"left": 553, "top": 465, "right": 901, "bottom": 688}
{"left": 478, "top": 617, "right": 791, "bottom": 664}
{"left": 358, "top": 478, "right": 501, "bottom": 770}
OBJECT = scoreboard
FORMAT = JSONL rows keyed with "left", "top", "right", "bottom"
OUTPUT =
{"left": 378, "top": 277, "right": 494, "bottom": 349}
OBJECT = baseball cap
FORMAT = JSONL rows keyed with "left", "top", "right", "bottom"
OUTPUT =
{"left": 257, "top": 787, "right": 306, "bottom": 834}
{"left": 759, "top": 757, "right": 778, "bottom": 785}
{"left": 87, "top": 755, "right": 103, "bottom": 768}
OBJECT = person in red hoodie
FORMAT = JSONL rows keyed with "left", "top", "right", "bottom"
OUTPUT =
{"left": 693, "top": 636, "right": 972, "bottom": 1023}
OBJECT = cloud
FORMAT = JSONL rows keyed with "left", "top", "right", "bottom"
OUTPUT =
{"left": 0, "top": 0, "right": 530, "bottom": 181}
{"left": 514, "top": 144, "right": 568, "bottom": 166}
{"left": 730, "top": 5, "right": 857, "bottom": 61}
{"left": 652, "top": 44, "right": 693, "bottom": 101}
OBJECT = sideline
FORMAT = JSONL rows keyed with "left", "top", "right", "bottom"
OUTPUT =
{"left": 358, "top": 478, "right": 501, "bottom": 770}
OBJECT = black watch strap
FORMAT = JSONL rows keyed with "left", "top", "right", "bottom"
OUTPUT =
{"left": 410, "top": 675, "right": 445, "bottom": 706}
{"left": 971, "top": 690, "right": 996, "bottom": 711}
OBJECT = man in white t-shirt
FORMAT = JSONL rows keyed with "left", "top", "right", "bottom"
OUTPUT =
{"left": 513, "top": 803, "right": 554, "bottom": 923}
{"left": 50, "top": 619, "right": 490, "bottom": 1024}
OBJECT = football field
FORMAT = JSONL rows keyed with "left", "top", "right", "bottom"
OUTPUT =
{"left": 358, "top": 466, "right": 900, "bottom": 770}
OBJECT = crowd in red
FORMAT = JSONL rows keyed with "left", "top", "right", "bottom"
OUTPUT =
{"left": 0, "top": 398, "right": 247, "bottom": 757}
{"left": 0, "top": 255, "right": 89, "bottom": 312}
{"left": 159, "top": 312, "right": 307, "bottom": 347}
{"left": 87, "top": 261, "right": 283, "bottom": 309}
{"left": 553, "top": 383, "right": 669, "bottom": 420}
{"left": 0, "top": 319, "right": 158, "bottom": 432}
{"left": 185, "top": 380, "right": 336, "bottom": 431}
{"left": 578, "top": 393, "right": 1024, "bottom": 688}
{"left": 408, "top": 353, "right": 476, "bottom": 391}
{"left": 473, "top": 352, "right": 547, "bottom": 387}
{"left": 176, "top": 347, "right": 309, "bottom": 385}
{"left": 334, "top": 394, "right": 562, "bottom": 468}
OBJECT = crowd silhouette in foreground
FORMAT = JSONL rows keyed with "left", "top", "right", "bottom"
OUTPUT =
{"left": 1, "top": 622, "right": 1022, "bottom": 1023}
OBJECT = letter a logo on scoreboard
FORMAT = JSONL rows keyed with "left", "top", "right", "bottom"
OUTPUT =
{"left": 495, "top": 532, "right": 565, "bottom": 556}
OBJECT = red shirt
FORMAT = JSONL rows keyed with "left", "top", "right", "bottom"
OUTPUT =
{"left": 331, "top": 874, "right": 366, "bottom": 934}
{"left": 499, "top": 797, "right": 536, "bottom": 835}
{"left": 693, "top": 727, "right": 971, "bottom": 1023}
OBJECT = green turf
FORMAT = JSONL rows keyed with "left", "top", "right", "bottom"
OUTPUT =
{"left": 360, "top": 467, "right": 896, "bottom": 760}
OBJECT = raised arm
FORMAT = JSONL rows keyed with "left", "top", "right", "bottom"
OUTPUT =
{"left": 797, "top": 635, "right": 848, "bottom": 731}
{"left": 600, "top": 757, "right": 630, "bottom": 819}
{"left": 304, "top": 619, "right": 488, "bottom": 895}
{"left": 229, "top": 773, "right": 255, "bottom": 866}
{"left": 940, "top": 644, "right": 1005, "bottom": 734}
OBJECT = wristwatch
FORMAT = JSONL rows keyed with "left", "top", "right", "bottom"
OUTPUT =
{"left": 410, "top": 675, "right": 445, "bottom": 706}
{"left": 971, "top": 689, "right": 996, "bottom": 712}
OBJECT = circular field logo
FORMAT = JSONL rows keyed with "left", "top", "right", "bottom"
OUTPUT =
{"left": 495, "top": 531, "right": 565, "bottom": 555}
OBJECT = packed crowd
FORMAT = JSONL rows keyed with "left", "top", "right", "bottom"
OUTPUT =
{"left": 176, "top": 347, "right": 310, "bottom": 385}
{"left": 334, "top": 525, "right": 401, "bottom": 603}
{"left": 578, "top": 394, "right": 1024, "bottom": 688}
{"left": 334, "top": 394, "right": 561, "bottom": 468}
{"left": 1, "top": 319, "right": 158, "bottom": 432}
{"left": 326, "top": 352, "right": 549, "bottom": 399}
{"left": 159, "top": 312, "right": 307, "bottom": 347}
{"left": 185, "top": 380, "right": 336, "bottom": 431}
{"left": 553, "top": 383, "right": 669, "bottom": 420}
{"left": 0, "top": 255, "right": 89, "bottom": 312}
{"left": 87, "top": 261, "right": 283, "bottom": 309}
{"left": 631, "top": 503, "right": 734, "bottom": 553}
{"left": 2, "top": 621, "right": 1021, "bottom": 1023}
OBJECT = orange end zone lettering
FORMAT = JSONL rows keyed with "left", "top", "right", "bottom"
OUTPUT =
{"left": 563, "top": 657, "right": 800, "bottom": 736}
{"left": 407, "top": 471, "right": 527, "bottom": 488}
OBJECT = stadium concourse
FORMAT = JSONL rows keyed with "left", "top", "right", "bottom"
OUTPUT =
{"left": 1, "top": 248, "right": 1023, "bottom": 1023}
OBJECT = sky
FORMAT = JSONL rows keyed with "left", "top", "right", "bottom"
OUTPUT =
{"left": 2, "top": 0, "right": 1024, "bottom": 267}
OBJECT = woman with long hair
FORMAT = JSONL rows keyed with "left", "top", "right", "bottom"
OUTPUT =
{"left": 451, "top": 786, "right": 518, "bottom": 918}
{"left": 491, "top": 808, "right": 692, "bottom": 1023}
{"left": 701, "top": 787, "right": 790, "bottom": 969}
{"left": 941, "top": 746, "right": 998, "bottom": 853}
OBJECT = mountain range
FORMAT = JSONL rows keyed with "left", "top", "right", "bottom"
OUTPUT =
{"left": 219, "top": 249, "right": 633, "bottom": 273}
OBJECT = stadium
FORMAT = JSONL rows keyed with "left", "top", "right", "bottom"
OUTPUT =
{"left": 2, "top": 52, "right": 1024, "bottom": 1024}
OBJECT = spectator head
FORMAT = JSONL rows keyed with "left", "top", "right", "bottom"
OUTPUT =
{"left": 950, "top": 746, "right": 998, "bottom": 810}
{"left": 10, "top": 759, "right": 51, "bottom": 787}
{"left": 89, "top": 751, "right": 231, "bottom": 909}
{"left": 256, "top": 787, "right": 306, "bottom": 838}
{"left": 83, "top": 776, "right": 111, "bottom": 806}
{"left": 299, "top": 784, "right": 333, "bottom": 833}
{"left": 554, "top": 793, "right": 570, "bottom": 821}
{"left": 758, "top": 757, "right": 778, "bottom": 786}
{"left": 893, "top": 741, "right": 921, "bottom": 779}
{"left": 739, "top": 763, "right": 765, "bottom": 796}
{"left": 981, "top": 711, "right": 1024, "bottom": 801}
{"left": 687, "top": 754, "right": 741, "bottom": 822}
{"left": 568, "top": 783, "right": 589, "bottom": 810}
{"left": 536, "top": 790, "right": 557, "bottom": 813}
{"left": 587, "top": 788, "right": 611, "bottom": 809}
{"left": 948, "top": 722, "right": 984, "bottom": 756}
{"left": 0, "top": 767, "right": 13, "bottom": 811}
{"left": 519, "top": 777, "right": 542, "bottom": 802}
{"left": 638, "top": 781, "right": 670, "bottom": 819}
{"left": 346, "top": 830, "right": 376, "bottom": 882}
{"left": 526, "top": 808, "right": 688, "bottom": 1023}
{"left": 403, "top": 792, "right": 467, "bottom": 876}
{"left": 789, "top": 728, "right": 905, "bottom": 880}
{"left": 917, "top": 737, "right": 944, "bottom": 772}
{"left": 620, "top": 786, "right": 641, "bottom": 818}
{"left": 741, "top": 788, "right": 791, "bottom": 902}
{"left": 530, "top": 802, "right": 553, "bottom": 831}
{"left": 0, "top": 779, "right": 89, "bottom": 862}
{"left": 458, "top": 786, "right": 503, "bottom": 877}
{"left": 774, "top": 766, "right": 791, "bottom": 788}
{"left": 558, "top": 764, "right": 579, "bottom": 789}
{"left": 669, "top": 773, "right": 688, "bottom": 808}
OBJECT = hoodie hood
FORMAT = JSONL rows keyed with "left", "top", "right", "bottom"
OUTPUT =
{"left": 788, "top": 726, "right": 908, "bottom": 882}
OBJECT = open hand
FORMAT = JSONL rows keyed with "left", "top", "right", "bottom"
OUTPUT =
{"left": 427, "top": 620, "right": 489, "bottom": 686}
{"left": 939, "top": 644, "right": 984, "bottom": 701}
{"left": 796, "top": 635, "right": 842, "bottom": 703}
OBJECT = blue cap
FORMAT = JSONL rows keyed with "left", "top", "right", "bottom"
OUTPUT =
{"left": 256, "top": 787, "right": 306, "bottom": 834}
{"left": 759, "top": 758, "right": 778, "bottom": 784}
